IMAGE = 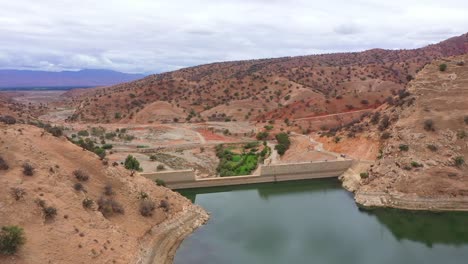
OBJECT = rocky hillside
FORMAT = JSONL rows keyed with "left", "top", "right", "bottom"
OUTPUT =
{"left": 68, "top": 33, "right": 468, "bottom": 124}
{"left": 353, "top": 55, "right": 468, "bottom": 210}
{"left": 0, "top": 123, "right": 208, "bottom": 263}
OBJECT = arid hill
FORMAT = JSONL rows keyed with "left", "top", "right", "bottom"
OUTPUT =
{"left": 0, "top": 123, "right": 208, "bottom": 263}
{"left": 329, "top": 54, "right": 468, "bottom": 210}
{"left": 68, "top": 33, "right": 468, "bottom": 124}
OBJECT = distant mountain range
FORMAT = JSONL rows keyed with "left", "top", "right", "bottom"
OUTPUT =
{"left": 0, "top": 69, "right": 146, "bottom": 88}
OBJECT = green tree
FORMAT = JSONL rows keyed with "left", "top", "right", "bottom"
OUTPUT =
{"left": 124, "top": 155, "right": 141, "bottom": 171}
{"left": 0, "top": 226, "right": 26, "bottom": 255}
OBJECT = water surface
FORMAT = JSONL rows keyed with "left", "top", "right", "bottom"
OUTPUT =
{"left": 175, "top": 179, "right": 468, "bottom": 264}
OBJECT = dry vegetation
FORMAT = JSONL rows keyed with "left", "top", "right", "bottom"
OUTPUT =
{"left": 67, "top": 34, "right": 467, "bottom": 126}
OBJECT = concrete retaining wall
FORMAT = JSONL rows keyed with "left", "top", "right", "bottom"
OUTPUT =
{"left": 141, "top": 159, "right": 353, "bottom": 189}
{"left": 141, "top": 169, "right": 195, "bottom": 183}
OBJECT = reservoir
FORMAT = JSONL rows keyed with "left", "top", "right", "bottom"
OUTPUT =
{"left": 175, "top": 179, "right": 468, "bottom": 264}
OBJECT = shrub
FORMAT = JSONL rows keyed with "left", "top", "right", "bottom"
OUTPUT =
{"left": 43, "top": 206, "right": 57, "bottom": 220}
{"left": 424, "top": 119, "right": 435, "bottom": 131}
{"left": 77, "top": 130, "right": 89, "bottom": 137}
{"left": 333, "top": 136, "right": 341, "bottom": 143}
{"left": 102, "top": 144, "right": 113, "bottom": 150}
{"left": 457, "top": 130, "right": 466, "bottom": 139}
{"left": 82, "top": 198, "right": 94, "bottom": 209}
{"left": 378, "top": 115, "right": 390, "bottom": 131}
{"left": 97, "top": 197, "right": 124, "bottom": 217}
{"left": 22, "top": 163, "right": 34, "bottom": 176}
{"left": 0, "top": 156, "right": 8, "bottom": 170}
{"left": 104, "top": 184, "right": 114, "bottom": 196}
{"left": 0, "top": 226, "right": 26, "bottom": 255}
{"left": 439, "top": 63, "right": 447, "bottom": 72}
{"left": 47, "top": 126, "right": 63, "bottom": 137}
{"left": 399, "top": 144, "right": 409, "bottom": 151}
{"left": 73, "top": 170, "right": 89, "bottom": 181}
{"left": 160, "top": 199, "right": 170, "bottom": 212}
{"left": 73, "top": 183, "right": 85, "bottom": 192}
{"left": 0, "top": 115, "right": 16, "bottom": 125}
{"left": 124, "top": 155, "right": 141, "bottom": 171}
{"left": 10, "top": 187, "right": 26, "bottom": 201}
{"left": 256, "top": 131, "right": 269, "bottom": 140}
{"left": 464, "top": 116, "right": 468, "bottom": 125}
{"left": 156, "top": 164, "right": 165, "bottom": 171}
{"left": 275, "top": 133, "right": 291, "bottom": 156}
{"left": 155, "top": 179, "right": 166, "bottom": 187}
{"left": 427, "top": 144, "right": 438, "bottom": 152}
{"left": 411, "top": 161, "right": 423, "bottom": 168}
{"left": 139, "top": 200, "right": 156, "bottom": 217}
{"left": 381, "top": 132, "right": 391, "bottom": 139}
{"left": 454, "top": 156, "right": 465, "bottom": 167}
{"left": 360, "top": 172, "right": 369, "bottom": 178}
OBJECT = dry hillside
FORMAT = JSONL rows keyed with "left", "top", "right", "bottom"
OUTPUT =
{"left": 352, "top": 55, "right": 468, "bottom": 210}
{"left": 0, "top": 123, "right": 208, "bottom": 263}
{"left": 67, "top": 33, "right": 468, "bottom": 124}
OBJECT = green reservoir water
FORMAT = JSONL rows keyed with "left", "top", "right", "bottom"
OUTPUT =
{"left": 174, "top": 179, "right": 468, "bottom": 264}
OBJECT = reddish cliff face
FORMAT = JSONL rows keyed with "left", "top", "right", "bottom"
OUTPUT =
{"left": 68, "top": 34, "right": 468, "bottom": 124}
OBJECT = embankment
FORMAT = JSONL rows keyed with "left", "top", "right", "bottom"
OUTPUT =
{"left": 135, "top": 204, "right": 209, "bottom": 264}
{"left": 355, "top": 191, "right": 468, "bottom": 212}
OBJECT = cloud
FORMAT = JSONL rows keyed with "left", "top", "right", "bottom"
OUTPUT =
{"left": 0, "top": 0, "right": 467, "bottom": 73}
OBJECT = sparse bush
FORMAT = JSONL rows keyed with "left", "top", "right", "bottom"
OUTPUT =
{"left": 0, "top": 115, "right": 16, "bottom": 125}
{"left": 381, "top": 132, "right": 391, "bottom": 139}
{"left": 411, "top": 161, "right": 423, "bottom": 168}
{"left": 47, "top": 126, "right": 63, "bottom": 137}
{"left": 155, "top": 179, "right": 166, "bottom": 187}
{"left": 77, "top": 130, "right": 89, "bottom": 137}
{"left": 465, "top": 116, "right": 468, "bottom": 125}
{"left": 97, "top": 197, "right": 124, "bottom": 217}
{"left": 82, "top": 198, "right": 94, "bottom": 208}
{"left": 160, "top": 199, "right": 170, "bottom": 212}
{"left": 43, "top": 206, "right": 57, "bottom": 220}
{"left": 73, "top": 183, "right": 84, "bottom": 191}
{"left": 457, "top": 130, "right": 466, "bottom": 139}
{"left": 454, "top": 156, "right": 465, "bottom": 167}
{"left": 0, "top": 226, "right": 26, "bottom": 255}
{"left": 104, "top": 184, "right": 114, "bottom": 196}
{"left": 439, "top": 63, "right": 447, "bottom": 72}
{"left": 139, "top": 200, "right": 156, "bottom": 217}
{"left": 22, "top": 163, "right": 34, "bottom": 176}
{"left": 73, "top": 170, "right": 89, "bottom": 181}
{"left": 156, "top": 164, "right": 165, "bottom": 171}
{"left": 10, "top": 187, "right": 26, "bottom": 201}
{"left": 424, "top": 119, "right": 435, "bottom": 131}
{"left": 427, "top": 144, "right": 438, "bottom": 152}
{"left": 0, "top": 156, "right": 8, "bottom": 170}
{"left": 256, "top": 131, "right": 269, "bottom": 140}
{"left": 399, "top": 144, "right": 409, "bottom": 151}
{"left": 378, "top": 115, "right": 390, "bottom": 131}
{"left": 360, "top": 172, "right": 369, "bottom": 178}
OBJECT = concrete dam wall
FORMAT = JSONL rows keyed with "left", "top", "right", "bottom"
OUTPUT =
{"left": 141, "top": 159, "right": 353, "bottom": 189}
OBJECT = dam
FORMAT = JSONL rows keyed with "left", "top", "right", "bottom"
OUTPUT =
{"left": 140, "top": 159, "right": 353, "bottom": 189}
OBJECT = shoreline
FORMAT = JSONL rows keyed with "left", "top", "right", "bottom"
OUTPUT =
{"left": 135, "top": 204, "right": 209, "bottom": 264}
{"left": 340, "top": 161, "right": 468, "bottom": 212}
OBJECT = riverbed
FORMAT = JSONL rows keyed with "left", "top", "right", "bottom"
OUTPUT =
{"left": 175, "top": 179, "right": 468, "bottom": 264}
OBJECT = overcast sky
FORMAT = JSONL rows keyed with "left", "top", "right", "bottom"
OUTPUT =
{"left": 1, "top": 0, "right": 467, "bottom": 74}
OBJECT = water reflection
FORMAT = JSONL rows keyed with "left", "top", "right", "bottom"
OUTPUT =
{"left": 367, "top": 209, "right": 468, "bottom": 247}
{"left": 176, "top": 179, "right": 468, "bottom": 264}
